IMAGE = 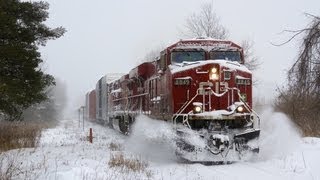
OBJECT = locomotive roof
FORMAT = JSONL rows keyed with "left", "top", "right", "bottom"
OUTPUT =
{"left": 106, "top": 38, "right": 245, "bottom": 84}
{"left": 96, "top": 73, "right": 125, "bottom": 85}
{"left": 166, "top": 38, "right": 242, "bottom": 52}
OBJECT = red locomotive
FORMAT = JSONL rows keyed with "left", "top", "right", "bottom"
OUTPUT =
{"left": 86, "top": 38, "right": 260, "bottom": 162}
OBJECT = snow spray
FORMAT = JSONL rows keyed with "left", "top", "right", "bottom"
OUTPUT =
{"left": 124, "top": 115, "right": 178, "bottom": 163}
{"left": 258, "top": 106, "right": 302, "bottom": 160}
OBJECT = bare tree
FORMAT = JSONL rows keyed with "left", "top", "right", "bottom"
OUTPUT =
{"left": 181, "top": 2, "right": 260, "bottom": 72}
{"left": 275, "top": 14, "right": 320, "bottom": 136}
{"left": 182, "top": 2, "right": 228, "bottom": 39}
{"left": 142, "top": 47, "right": 162, "bottom": 62}
{"left": 136, "top": 46, "right": 164, "bottom": 65}
{"left": 241, "top": 39, "right": 261, "bottom": 71}
{"left": 288, "top": 15, "right": 320, "bottom": 95}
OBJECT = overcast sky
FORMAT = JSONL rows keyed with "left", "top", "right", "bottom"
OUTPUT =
{"left": 39, "top": 0, "right": 319, "bottom": 110}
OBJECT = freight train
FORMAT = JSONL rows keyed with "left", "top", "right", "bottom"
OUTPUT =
{"left": 85, "top": 38, "right": 260, "bottom": 162}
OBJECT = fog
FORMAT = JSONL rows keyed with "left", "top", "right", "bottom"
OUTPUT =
{"left": 39, "top": 0, "right": 320, "bottom": 114}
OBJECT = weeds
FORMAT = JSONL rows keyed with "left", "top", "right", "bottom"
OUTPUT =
{"left": 275, "top": 93, "right": 320, "bottom": 136}
{"left": 0, "top": 121, "right": 50, "bottom": 152}
{"left": 108, "top": 142, "right": 122, "bottom": 151}
{"left": 108, "top": 152, "right": 152, "bottom": 178}
{"left": 0, "top": 153, "right": 21, "bottom": 180}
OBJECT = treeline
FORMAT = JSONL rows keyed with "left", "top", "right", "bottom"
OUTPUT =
{"left": 275, "top": 14, "right": 320, "bottom": 136}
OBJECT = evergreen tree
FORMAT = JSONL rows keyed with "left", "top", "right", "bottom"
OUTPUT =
{"left": 0, "top": 0, "right": 65, "bottom": 121}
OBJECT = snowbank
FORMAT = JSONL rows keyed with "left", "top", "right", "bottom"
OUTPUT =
{"left": 1, "top": 110, "right": 320, "bottom": 180}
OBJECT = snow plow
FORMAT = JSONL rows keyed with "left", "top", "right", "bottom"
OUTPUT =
{"left": 173, "top": 87, "right": 260, "bottom": 163}
{"left": 175, "top": 122, "right": 260, "bottom": 164}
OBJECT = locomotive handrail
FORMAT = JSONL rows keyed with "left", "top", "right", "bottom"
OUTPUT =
{"left": 209, "top": 89, "right": 229, "bottom": 98}
{"left": 173, "top": 86, "right": 261, "bottom": 128}
{"left": 173, "top": 90, "right": 200, "bottom": 126}
{"left": 183, "top": 112, "right": 192, "bottom": 128}
{"left": 235, "top": 89, "right": 261, "bottom": 128}
{"left": 174, "top": 86, "right": 231, "bottom": 126}
{"left": 112, "top": 93, "right": 149, "bottom": 102}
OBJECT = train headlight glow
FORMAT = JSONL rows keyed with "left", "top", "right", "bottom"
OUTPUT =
{"left": 193, "top": 102, "right": 203, "bottom": 113}
{"left": 236, "top": 106, "right": 244, "bottom": 113}
{"left": 211, "top": 67, "right": 218, "bottom": 73}
{"left": 210, "top": 73, "right": 219, "bottom": 80}
{"left": 209, "top": 67, "right": 219, "bottom": 80}
{"left": 194, "top": 106, "right": 202, "bottom": 113}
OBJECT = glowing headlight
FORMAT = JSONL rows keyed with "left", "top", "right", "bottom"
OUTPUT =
{"left": 209, "top": 67, "right": 219, "bottom": 80}
{"left": 210, "top": 73, "right": 219, "bottom": 80}
{"left": 194, "top": 106, "right": 202, "bottom": 113}
{"left": 211, "top": 67, "right": 218, "bottom": 73}
{"left": 236, "top": 106, "right": 244, "bottom": 113}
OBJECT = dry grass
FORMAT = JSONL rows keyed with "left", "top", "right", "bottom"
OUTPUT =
{"left": 0, "top": 120, "right": 55, "bottom": 179}
{"left": 108, "top": 142, "right": 122, "bottom": 151}
{"left": 275, "top": 94, "right": 320, "bottom": 137}
{"left": 0, "top": 121, "right": 51, "bottom": 152}
{"left": 108, "top": 152, "right": 152, "bottom": 177}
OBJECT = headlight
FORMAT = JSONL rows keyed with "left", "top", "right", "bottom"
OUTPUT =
{"left": 194, "top": 106, "right": 202, "bottom": 113}
{"left": 236, "top": 106, "right": 244, "bottom": 113}
{"left": 209, "top": 67, "right": 219, "bottom": 80}
{"left": 193, "top": 102, "right": 203, "bottom": 113}
{"left": 210, "top": 73, "right": 219, "bottom": 80}
{"left": 211, "top": 67, "right": 218, "bottom": 73}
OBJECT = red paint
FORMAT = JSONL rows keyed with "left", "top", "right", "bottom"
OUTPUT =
{"left": 93, "top": 39, "right": 253, "bottom": 123}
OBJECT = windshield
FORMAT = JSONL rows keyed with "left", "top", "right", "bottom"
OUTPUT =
{"left": 210, "top": 51, "right": 241, "bottom": 62}
{"left": 171, "top": 51, "right": 205, "bottom": 63}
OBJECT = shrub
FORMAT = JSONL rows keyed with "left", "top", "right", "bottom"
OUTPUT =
{"left": 108, "top": 153, "right": 149, "bottom": 173}
{"left": 275, "top": 91, "right": 320, "bottom": 136}
{"left": 108, "top": 142, "right": 122, "bottom": 151}
{"left": 0, "top": 121, "right": 48, "bottom": 152}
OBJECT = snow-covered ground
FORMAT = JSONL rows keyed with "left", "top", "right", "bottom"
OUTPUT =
{"left": 1, "top": 108, "right": 320, "bottom": 180}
